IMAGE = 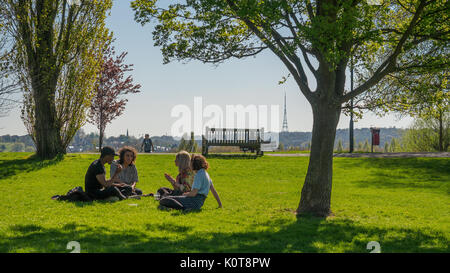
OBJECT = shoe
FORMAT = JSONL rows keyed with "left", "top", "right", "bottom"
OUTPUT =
{"left": 51, "top": 195, "right": 61, "bottom": 200}
{"left": 142, "top": 193, "right": 154, "bottom": 197}
{"left": 154, "top": 193, "right": 161, "bottom": 201}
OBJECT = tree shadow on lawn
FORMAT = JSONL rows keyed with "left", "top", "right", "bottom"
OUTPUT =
{"left": 0, "top": 154, "right": 64, "bottom": 180}
{"left": 1, "top": 216, "right": 447, "bottom": 253}
{"left": 335, "top": 158, "right": 450, "bottom": 192}
{"left": 205, "top": 154, "right": 260, "bottom": 160}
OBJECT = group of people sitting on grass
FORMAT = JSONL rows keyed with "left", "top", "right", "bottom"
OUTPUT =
{"left": 83, "top": 146, "right": 222, "bottom": 211}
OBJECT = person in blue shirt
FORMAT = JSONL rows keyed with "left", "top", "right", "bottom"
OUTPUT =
{"left": 159, "top": 154, "right": 222, "bottom": 210}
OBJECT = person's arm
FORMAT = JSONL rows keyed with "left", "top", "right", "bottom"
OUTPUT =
{"left": 110, "top": 163, "right": 117, "bottom": 181}
{"left": 110, "top": 164, "right": 124, "bottom": 184}
{"left": 111, "top": 173, "right": 126, "bottom": 186}
{"left": 112, "top": 180, "right": 127, "bottom": 187}
{"left": 173, "top": 182, "right": 182, "bottom": 190}
{"left": 164, "top": 173, "right": 177, "bottom": 186}
{"left": 210, "top": 184, "right": 222, "bottom": 208}
{"left": 183, "top": 188, "right": 198, "bottom": 197}
{"left": 96, "top": 173, "right": 113, "bottom": 188}
{"left": 131, "top": 166, "right": 139, "bottom": 190}
{"left": 106, "top": 163, "right": 125, "bottom": 186}
{"left": 174, "top": 174, "right": 186, "bottom": 190}
{"left": 183, "top": 170, "right": 204, "bottom": 197}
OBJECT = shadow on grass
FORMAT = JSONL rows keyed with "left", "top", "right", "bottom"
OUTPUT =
{"left": 0, "top": 154, "right": 64, "bottom": 180}
{"left": 205, "top": 154, "right": 261, "bottom": 160}
{"left": 2, "top": 216, "right": 448, "bottom": 253}
{"left": 335, "top": 158, "right": 450, "bottom": 192}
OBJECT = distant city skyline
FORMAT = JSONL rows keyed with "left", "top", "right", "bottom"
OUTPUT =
{"left": 0, "top": 0, "right": 414, "bottom": 138}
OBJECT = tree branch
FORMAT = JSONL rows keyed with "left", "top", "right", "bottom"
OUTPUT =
{"left": 340, "top": 0, "right": 429, "bottom": 103}
{"left": 225, "top": 0, "right": 314, "bottom": 101}
{"left": 282, "top": 7, "right": 318, "bottom": 79}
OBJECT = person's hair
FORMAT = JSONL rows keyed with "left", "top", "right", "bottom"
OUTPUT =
{"left": 191, "top": 154, "right": 209, "bottom": 171}
{"left": 100, "top": 146, "right": 116, "bottom": 159}
{"left": 118, "top": 146, "right": 137, "bottom": 165}
{"left": 176, "top": 151, "right": 192, "bottom": 173}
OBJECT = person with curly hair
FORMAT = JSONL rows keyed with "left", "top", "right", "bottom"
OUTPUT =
{"left": 159, "top": 154, "right": 222, "bottom": 211}
{"left": 110, "top": 146, "right": 144, "bottom": 197}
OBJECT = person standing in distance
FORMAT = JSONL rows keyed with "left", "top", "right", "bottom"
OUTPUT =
{"left": 141, "top": 134, "right": 154, "bottom": 153}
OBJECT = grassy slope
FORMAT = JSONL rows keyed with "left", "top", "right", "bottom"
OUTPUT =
{"left": 0, "top": 152, "right": 448, "bottom": 253}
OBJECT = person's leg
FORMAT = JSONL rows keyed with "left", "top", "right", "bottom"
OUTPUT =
{"left": 134, "top": 188, "right": 143, "bottom": 195}
{"left": 117, "top": 185, "right": 133, "bottom": 197}
{"left": 160, "top": 196, "right": 184, "bottom": 210}
{"left": 177, "top": 195, "right": 206, "bottom": 210}
{"left": 171, "top": 189, "right": 183, "bottom": 196}
{"left": 157, "top": 187, "right": 173, "bottom": 198}
{"left": 162, "top": 195, "right": 205, "bottom": 211}
{"left": 96, "top": 187, "right": 127, "bottom": 200}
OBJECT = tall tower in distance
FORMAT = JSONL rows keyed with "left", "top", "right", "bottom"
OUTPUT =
{"left": 282, "top": 92, "right": 289, "bottom": 133}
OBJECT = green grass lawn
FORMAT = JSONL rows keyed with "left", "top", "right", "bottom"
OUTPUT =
{"left": 0, "top": 152, "right": 449, "bottom": 253}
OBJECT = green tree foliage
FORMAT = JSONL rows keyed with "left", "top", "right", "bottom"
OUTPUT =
{"left": 357, "top": 141, "right": 363, "bottom": 151}
{"left": 363, "top": 139, "right": 370, "bottom": 152}
{"left": 336, "top": 139, "right": 343, "bottom": 153}
{"left": 177, "top": 137, "right": 187, "bottom": 152}
{"left": 390, "top": 137, "right": 398, "bottom": 152}
{"left": 360, "top": 69, "right": 449, "bottom": 151}
{"left": 184, "top": 132, "right": 199, "bottom": 153}
{"left": 0, "top": 10, "right": 20, "bottom": 117}
{"left": 1, "top": 0, "right": 112, "bottom": 159}
{"left": 11, "top": 142, "right": 24, "bottom": 152}
{"left": 402, "top": 113, "right": 450, "bottom": 152}
{"left": 132, "top": 0, "right": 449, "bottom": 216}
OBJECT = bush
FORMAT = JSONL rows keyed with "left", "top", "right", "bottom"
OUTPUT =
{"left": 402, "top": 114, "right": 449, "bottom": 152}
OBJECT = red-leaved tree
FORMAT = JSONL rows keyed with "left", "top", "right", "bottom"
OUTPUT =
{"left": 88, "top": 46, "right": 141, "bottom": 151}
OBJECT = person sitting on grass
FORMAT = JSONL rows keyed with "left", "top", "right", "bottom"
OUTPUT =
{"left": 159, "top": 154, "right": 222, "bottom": 211}
{"left": 110, "top": 146, "right": 148, "bottom": 197}
{"left": 84, "top": 146, "right": 127, "bottom": 201}
{"left": 156, "top": 151, "right": 194, "bottom": 199}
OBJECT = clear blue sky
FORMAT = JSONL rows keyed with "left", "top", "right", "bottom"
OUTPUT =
{"left": 0, "top": 0, "right": 413, "bottom": 138}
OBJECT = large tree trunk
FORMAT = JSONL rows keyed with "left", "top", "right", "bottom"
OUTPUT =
{"left": 297, "top": 100, "right": 341, "bottom": 217}
{"left": 23, "top": 3, "right": 63, "bottom": 160}
{"left": 438, "top": 109, "right": 443, "bottom": 152}
{"left": 33, "top": 86, "right": 62, "bottom": 159}
{"left": 30, "top": 61, "right": 63, "bottom": 159}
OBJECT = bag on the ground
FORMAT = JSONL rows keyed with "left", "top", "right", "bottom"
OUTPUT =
{"left": 52, "top": 186, "right": 92, "bottom": 202}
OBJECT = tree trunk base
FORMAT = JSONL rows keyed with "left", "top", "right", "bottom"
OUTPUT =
{"left": 296, "top": 102, "right": 341, "bottom": 220}
{"left": 295, "top": 208, "right": 334, "bottom": 218}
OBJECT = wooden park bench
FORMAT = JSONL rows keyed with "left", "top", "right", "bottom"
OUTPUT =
{"left": 202, "top": 127, "right": 271, "bottom": 156}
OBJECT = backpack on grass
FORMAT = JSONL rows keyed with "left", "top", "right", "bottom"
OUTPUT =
{"left": 51, "top": 186, "right": 92, "bottom": 202}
